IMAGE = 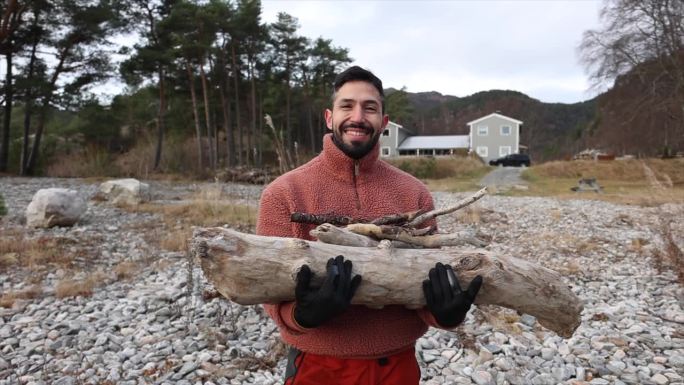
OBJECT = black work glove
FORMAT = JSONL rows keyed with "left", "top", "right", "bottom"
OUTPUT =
{"left": 293, "top": 255, "right": 362, "bottom": 328}
{"left": 423, "top": 262, "right": 483, "bottom": 328}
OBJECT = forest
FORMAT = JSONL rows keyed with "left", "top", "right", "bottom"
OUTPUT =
{"left": 0, "top": 0, "right": 682, "bottom": 178}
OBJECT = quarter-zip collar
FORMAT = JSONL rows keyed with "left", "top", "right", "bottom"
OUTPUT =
{"left": 319, "top": 133, "right": 380, "bottom": 182}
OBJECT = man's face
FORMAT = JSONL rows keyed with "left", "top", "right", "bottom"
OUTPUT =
{"left": 325, "top": 80, "right": 389, "bottom": 159}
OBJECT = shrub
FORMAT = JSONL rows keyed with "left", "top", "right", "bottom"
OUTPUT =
{"left": 387, "top": 156, "right": 488, "bottom": 180}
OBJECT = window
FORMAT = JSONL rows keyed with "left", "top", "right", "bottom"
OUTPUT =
{"left": 382, "top": 129, "right": 390, "bottom": 136}
{"left": 477, "top": 126, "right": 488, "bottom": 136}
{"left": 499, "top": 146, "right": 511, "bottom": 156}
{"left": 381, "top": 147, "right": 390, "bottom": 157}
{"left": 476, "top": 146, "right": 488, "bottom": 157}
{"left": 500, "top": 125, "right": 511, "bottom": 136}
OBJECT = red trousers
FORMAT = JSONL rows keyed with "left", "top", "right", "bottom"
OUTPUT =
{"left": 284, "top": 346, "right": 421, "bottom": 385}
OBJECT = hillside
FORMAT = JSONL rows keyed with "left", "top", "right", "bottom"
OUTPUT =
{"left": 392, "top": 89, "right": 597, "bottom": 162}
{"left": 393, "top": 53, "right": 684, "bottom": 162}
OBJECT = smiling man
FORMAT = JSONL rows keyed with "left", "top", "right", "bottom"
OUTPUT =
{"left": 325, "top": 71, "right": 389, "bottom": 159}
{"left": 256, "top": 66, "right": 482, "bottom": 385}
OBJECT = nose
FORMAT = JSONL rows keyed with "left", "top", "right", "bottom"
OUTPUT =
{"left": 349, "top": 104, "right": 364, "bottom": 122}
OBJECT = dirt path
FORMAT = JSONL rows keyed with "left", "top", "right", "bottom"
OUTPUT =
{"left": 478, "top": 166, "right": 526, "bottom": 188}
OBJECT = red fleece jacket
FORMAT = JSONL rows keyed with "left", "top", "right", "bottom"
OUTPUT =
{"left": 256, "top": 133, "right": 441, "bottom": 359}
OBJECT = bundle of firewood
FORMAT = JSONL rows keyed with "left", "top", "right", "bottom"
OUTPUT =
{"left": 191, "top": 187, "right": 583, "bottom": 338}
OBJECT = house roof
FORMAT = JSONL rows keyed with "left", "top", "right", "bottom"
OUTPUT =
{"left": 467, "top": 112, "right": 523, "bottom": 126}
{"left": 388, "top": 120, "right": 415, "bottom": 135}
{"left": 398, "top": 135, "right": 469, "bottom": 150}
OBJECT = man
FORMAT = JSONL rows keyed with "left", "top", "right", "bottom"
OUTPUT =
{"left": 256, "top": 66, "right": 482, "bottom": 385}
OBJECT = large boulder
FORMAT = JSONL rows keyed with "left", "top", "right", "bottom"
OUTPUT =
{"left": 98, "top": 178, "right": 151, "bottom": 206}
{"left": 26, "top": 188, "right": 87, "bottom": 228}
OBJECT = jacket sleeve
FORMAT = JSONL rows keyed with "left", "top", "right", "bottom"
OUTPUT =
{"left": 256, "top": 183, "right": 311, "bottom": 334}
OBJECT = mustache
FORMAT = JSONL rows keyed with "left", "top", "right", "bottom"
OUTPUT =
{"left": 341, "top": 122, "right": 373, "bottom": 133}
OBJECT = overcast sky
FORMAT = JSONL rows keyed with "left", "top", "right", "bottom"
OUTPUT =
{"left": 261, "top": 0, "right": 604, "bottom": 104}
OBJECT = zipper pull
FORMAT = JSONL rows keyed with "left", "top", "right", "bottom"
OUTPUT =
{"left": 354, "top": 161, "right": 360, "bottom": 177}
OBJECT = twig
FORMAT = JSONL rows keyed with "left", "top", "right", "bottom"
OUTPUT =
{"left": 346, "top": 223, "right": 488, "bottom": 248}
{"left": 291, "top": 212, "right": 355, "bottom": 226}
{"left": 291, "top": 210, "right": 424, "bottom": 227}
{"left": 371, "top": 210, "right": 424, "bottom": 226}
{"left": 408, "top": 187, "right": 488, "bottom": 227}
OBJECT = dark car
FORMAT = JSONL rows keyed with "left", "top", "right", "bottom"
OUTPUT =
{"left": 489, "top": 153, "right": 531, "bottom": 167}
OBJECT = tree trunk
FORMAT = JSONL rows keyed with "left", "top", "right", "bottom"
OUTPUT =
{"left": 257, "top": 92, "right": 263, "bottom": 167}
{"left": 153, "top": 66, "right": 166, "bottom": 171}
{"left": 230, "top": 43, "right": 242, "bottom": 166}
{"left": 186, "top": 61, "right": 203, "bottom": 171}
{"left": 199, "top": 60, "right": 214, "bottom": 169}
{"left": 192, "top": 227, "right": 583, "bottom": 338}
{"left": 249, "top": 59, "right": 256, "bottom": 167}
{"left": 218, "top": 48, "right": 234, "bottom": 167}
{"left": 25, "top": 44, "right": 70, "bottom": 176}
{"left": 20, "top": 11, "right": 39, "bottom": 176}
{"left": 0, "top": 52, "right": 12, "bottom": 172}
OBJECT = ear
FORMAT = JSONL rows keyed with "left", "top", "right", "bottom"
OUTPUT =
{"left": 325, "top": 109, "right": 333, "bottom": 130}
{"left": 381, "top": 114, "right": 389, "bottom": 128}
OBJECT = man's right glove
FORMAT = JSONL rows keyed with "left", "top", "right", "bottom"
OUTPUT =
{"left": 423, "top": 262, "right": 483, "bottom": 328}
{"left": 293, "top": 255, "right": 362, "bottom": 328}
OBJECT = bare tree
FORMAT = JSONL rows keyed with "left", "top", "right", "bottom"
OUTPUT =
{"left": 579, "top": 0, "right": 684, "bottom": 154}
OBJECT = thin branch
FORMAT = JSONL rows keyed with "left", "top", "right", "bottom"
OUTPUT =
{"left": 345, "top": 223, "right": 488, "bottom": 248}
{"left": 409, "top": 187, "right": 488, "bottom": 228}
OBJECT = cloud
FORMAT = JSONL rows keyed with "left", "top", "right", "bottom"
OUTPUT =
{"left": 262, "top": 0, "right": 603, "bottom": 103}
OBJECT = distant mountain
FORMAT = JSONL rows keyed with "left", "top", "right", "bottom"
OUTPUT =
{"left": 388, "top": 89, "right": 597, "bottom": 162}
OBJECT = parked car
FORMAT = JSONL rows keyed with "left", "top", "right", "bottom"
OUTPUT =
{"left": 489, "top": 153, "right": 531, "bottom": 167}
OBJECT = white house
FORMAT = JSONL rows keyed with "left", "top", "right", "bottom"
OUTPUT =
{"left": 379, "top": 112, "right": 523, "bottom": 162}
{"left": 467, "top": 113, "right": 523, "bottom": 163}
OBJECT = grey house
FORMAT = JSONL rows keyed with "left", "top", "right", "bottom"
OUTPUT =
{"left": 467, "top": 113, "right": 522, "bottom": 163}
{"left": 379, "top": 112, "right": 523, "bottom": 162}
{"left": 379, "top": 121, "right": 415, "bottom": 157}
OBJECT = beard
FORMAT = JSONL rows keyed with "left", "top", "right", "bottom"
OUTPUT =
{"left": 331, "top": 122, "right": 381, "bottom": 159}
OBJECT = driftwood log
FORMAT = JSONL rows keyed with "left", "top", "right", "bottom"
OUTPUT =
{"left": 192, "top": 227, "right": 583, "bottom": 338}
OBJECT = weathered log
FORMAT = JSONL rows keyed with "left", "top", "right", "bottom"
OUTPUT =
{"left": 192, "top": 227, "right": 583, "bottom": 338}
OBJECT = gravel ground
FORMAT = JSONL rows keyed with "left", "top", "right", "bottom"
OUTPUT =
{"left": 0, "top": 177, "right": 682, "bottom": 385}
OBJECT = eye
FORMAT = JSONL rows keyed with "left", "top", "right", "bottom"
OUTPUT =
{"left": 365, "top": 105, "right": 378, "bottom": 112}
{"left": 338, "top": 104, "right": 352, "bottom": 110}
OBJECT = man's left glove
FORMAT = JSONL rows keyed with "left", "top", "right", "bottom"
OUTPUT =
{"left": 423, "top": 262, "right": 483, "bottom": 328}
{"left": 293, "top": 255, "right": 362, "bottom": 328}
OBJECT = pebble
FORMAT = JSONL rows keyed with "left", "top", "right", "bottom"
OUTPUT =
{"left": 0, "top": 179, "right": 682, "bottom": 384}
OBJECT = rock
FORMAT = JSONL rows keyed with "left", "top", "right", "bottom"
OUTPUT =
{"left": 471, "top": 370, "right": 494, "bottom": 385}
{"left": 25, "top": 188, "right": 86, "bottom": 228}
{"left": 98, "top": 179, "right": 151, "bottom": 206}
{"left": 651, "top": 373, "right": 669, "bottom": 385}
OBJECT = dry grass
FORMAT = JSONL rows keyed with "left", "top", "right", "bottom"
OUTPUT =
{"left": 652, "top": 219, "right": 684, "bottom": 285}
{"left": 530, "top": 158, "right": 684, "bottom": 182}
{"left": 160, "top": 229, "right": 190, "bottom": 252}
{"left": 0, "top": 229, "right": 75, "bottom": 270}
{"left": 114, "top": 261, "right": 139, "bottom": 281}
{"left": 46, "top": 146, "right": 117, "bottom": 178}
{"left": 386, "top": 156, "right": 491, "bottom": 192}
{"left": 0, "top": 285, "right": 43, "bottom": 308}
{"left": 508, "top": 158, "right": 684, "bottom": 205}
{"left": 136, "top": 200, "right": 254, "bottom": 229}
{"left": 54, "top": 271, "right": 108, "bottom": 298}
{"left": 134, "top": 188, "right": 256, "bottom": 230}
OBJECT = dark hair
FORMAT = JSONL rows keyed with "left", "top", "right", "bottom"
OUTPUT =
{"left": 332, "top": 66, "right": 385, "bottom": 113}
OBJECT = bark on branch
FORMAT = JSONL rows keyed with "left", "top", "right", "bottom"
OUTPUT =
{"left": 192, "top": 227, "right": 583, "bottom": 338}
